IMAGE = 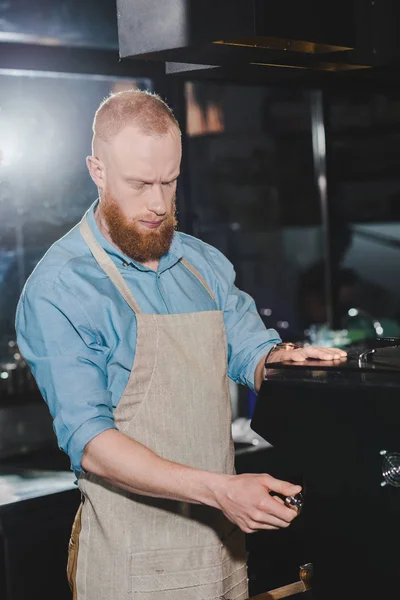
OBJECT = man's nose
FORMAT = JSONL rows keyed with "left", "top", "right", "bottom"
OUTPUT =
{"left": 146, "top": 184, "right": 167, "bottom": 215}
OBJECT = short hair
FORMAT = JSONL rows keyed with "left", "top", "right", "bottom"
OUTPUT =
{"left": 93, "top": 89, "right": 181, "bottom": 142}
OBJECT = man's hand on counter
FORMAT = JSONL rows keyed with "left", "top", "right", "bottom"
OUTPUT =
{"left": 255, "top": 345, "right": 347, "bottom": 391}
{"left": 267, "top": 345, "right": 347, "bottom": 364}
{"left": 214, "top": 473, "right": 302, "bottom": 534}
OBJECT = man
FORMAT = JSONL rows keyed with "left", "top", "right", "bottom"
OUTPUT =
{"left": 16, "top": 90, "right": 346, "bottom": 600}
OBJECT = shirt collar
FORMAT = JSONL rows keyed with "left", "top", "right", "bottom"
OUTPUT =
{"left": 84, "top": 200, "right": 183, "bottom": 273}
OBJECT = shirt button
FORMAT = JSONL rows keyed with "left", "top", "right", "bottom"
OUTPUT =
{"left": 122, "top": 261, "right": 128, "bottom": 267}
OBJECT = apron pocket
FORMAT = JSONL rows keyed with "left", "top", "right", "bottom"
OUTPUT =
{"left": 130, "top": 542, "right": 248, "bottom": 599}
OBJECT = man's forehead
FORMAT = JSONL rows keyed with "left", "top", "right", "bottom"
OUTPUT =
{"left": 111, "top": 125, "right": 179, "bottom": 153}
{"left": 106, "top": 128, "right": 181, "bottom": 174}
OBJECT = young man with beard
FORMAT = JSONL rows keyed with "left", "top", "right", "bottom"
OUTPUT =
{"left": 16, "top": 90, "right": 346, "bottom": 600}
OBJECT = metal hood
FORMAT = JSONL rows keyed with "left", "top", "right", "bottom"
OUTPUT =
{"left": 116, "top": 0, "right": 400, "bottom": 84}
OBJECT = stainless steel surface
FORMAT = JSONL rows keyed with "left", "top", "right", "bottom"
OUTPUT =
{"left": 358, "top": 344, "right": 400, "bottom": 369}
{"left": 0, "top": 470, "right": 75, "bottom": 506}
{"left": 310, "top": 89, "right": 334, "bottom": 331}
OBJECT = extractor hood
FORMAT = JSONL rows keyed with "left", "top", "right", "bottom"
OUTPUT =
{"left": 116, "top": 0, "right": 400, "bottom": 85}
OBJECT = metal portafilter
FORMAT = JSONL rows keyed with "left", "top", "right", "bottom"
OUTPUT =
{"left": 284, "top": 491, "right": 304, "bottom": 514}
{"left": 271, "top": 490, "right": 304, "bottom": 514}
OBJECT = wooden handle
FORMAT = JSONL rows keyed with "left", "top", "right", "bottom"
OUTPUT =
{"left": 249, "top": 580, "right": 307, "bottom": 599}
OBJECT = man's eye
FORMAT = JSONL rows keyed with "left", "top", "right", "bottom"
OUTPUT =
{"left": 162, "top": 180, "right": 175, "bottom": 186}
{"left": 131, "top": 182, "right": 146, "bottom": 190}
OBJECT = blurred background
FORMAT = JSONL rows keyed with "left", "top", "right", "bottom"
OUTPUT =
{"left": 2, "top": 0, "right": 400, "bottom": 454}
{"left": 2, "top": 3, "right": 400, "bottom": 371}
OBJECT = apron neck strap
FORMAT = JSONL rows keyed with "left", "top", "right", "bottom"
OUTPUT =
{"left": 79, "top": 216, "right": 142, "bottom": 314}
{"left": 180, "top": 258, "right": 216, "bottom": 303}
{"left": 79, "top": 216, "right": 217, "bottom": 311}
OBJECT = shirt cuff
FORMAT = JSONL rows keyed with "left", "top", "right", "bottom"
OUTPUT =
{"left": 68, "top": 416, "right": 118, "bottom": 474}
{"left": 244, "top": 342, "right": 279, "bottom": 392}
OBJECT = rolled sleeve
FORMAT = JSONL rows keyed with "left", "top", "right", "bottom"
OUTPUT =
{"left": 206, "top": 246, "right": 281, "bottom": 391}
{"left": 65, "top": 415, "right": 116, "bottom": 474}
{"left": 15, "top": 280, "right": 117, "bottom": 473}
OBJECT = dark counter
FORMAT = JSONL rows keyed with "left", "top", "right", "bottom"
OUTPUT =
{"left": 0, "top": 469, "right": 80, "bottom": 600}
{"left": 251, "top": 356, "right": 400, "bottom": 599}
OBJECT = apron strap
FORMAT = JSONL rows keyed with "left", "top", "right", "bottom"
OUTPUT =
{"left": 79, "top": 215, "right": 216, "bottom": 310}
{"left": 79, "top": 216, "right": 142, "bottom": 314}
{"left": 180, "top": 258, "right": 216, "bottom": 302}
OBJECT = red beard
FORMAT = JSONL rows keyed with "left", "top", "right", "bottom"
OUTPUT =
{"left": 101, "top": 190, "right": 177, "bottom": 262}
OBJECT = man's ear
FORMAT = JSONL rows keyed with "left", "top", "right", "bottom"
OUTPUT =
{"left": 87, "top": 155, "right": 105, "bottom": 190}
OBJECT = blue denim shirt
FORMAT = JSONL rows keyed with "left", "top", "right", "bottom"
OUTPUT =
{"left": 15, "top": 201, "right": 281, "bottom": 473}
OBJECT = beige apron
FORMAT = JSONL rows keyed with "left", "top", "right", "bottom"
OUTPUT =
{"left": 67, "top": 216, "right": 248, "bottom": 600}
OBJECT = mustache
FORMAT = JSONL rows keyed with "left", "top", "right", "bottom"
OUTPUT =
{"left": 135, "top": 216, "right": 166, "bottom": 223}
